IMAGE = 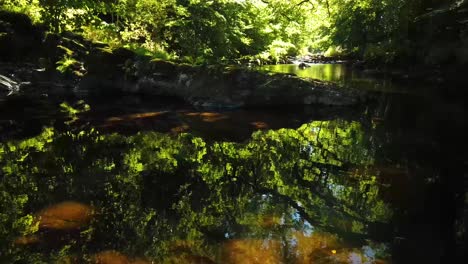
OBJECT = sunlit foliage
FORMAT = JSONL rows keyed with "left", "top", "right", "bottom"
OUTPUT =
{"left": 1, "top": 0, "right": 445, "bottom": 63}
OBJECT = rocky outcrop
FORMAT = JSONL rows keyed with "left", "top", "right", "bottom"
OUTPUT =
{"left": 78, "top": 56, "right": 365, "bottom": 108}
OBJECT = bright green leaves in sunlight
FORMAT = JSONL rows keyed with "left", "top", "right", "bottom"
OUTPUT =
{"left": 0, "top": 0, "right": 445, "bottom": 63}
{"left": 59, "top": 100, "right": 90, "bottom": 124}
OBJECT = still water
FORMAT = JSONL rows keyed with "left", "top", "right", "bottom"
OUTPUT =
{"left": 259, "top": 64, "right": 406, "bottom": 93}
{"left": 0, "top": 66, "right": 465, "bottom": 263}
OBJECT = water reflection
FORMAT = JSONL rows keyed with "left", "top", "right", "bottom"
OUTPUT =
{"left": 83, "top": 104, "right": 353, "bottom": 142}
{"left": 221, "top": 239, "right": 281, "bottom": 264}
{"left": 260, "top": 64, "right": 347, "bottom": 82}
{"left": 0, "top": 118, "right": 393, "bottom": 263}
{"left": 258, "top": 64, "right": 406, "bottom": 93}
{"left": 0, "top": 94, "right": 362, "bottom": 142}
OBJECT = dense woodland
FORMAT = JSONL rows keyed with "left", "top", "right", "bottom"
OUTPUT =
{"left": 0, "top": 1, "right": 467, "bottom": 263}
{"left": 2, "top": 0, "right": 467, "bottom": 66}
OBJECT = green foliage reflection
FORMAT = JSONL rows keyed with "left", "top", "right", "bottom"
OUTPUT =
{"left": 0, "top": 119, "right": 391, "bottom": 262}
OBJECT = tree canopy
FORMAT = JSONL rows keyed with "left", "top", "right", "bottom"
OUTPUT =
{"left": 2, "top": 0, "right": 465, "bottom": 64}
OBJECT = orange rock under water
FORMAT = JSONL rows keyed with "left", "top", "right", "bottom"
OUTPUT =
{"left": 170, "top": 124, "right": 190, "bottom": 133}
{"left": 166, "top": 254, "right": 216, "bottom": 264}
{"left": 183, "top": 112, "right": 229, "bottom": 122}
{"left": 92, "top": 251, "right": 152, "bottom": 264}
{"left": 93, "top": 251, "right": 131, "bottom": 264}
{"left": 102, "top": 111, "right": 167, "bottom": 128}
{"left": 250, "top": 121, "right": 269, "bottom": 129}
{"left": 221, "top": 239, "right": 281, "bottom": 264}
{"left": 13, "top": 234, "right": 40, "bottom": 245}
{"left": 36, "top": 201, "right": 94, "bottom": 230}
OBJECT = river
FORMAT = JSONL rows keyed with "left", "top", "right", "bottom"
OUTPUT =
{"left": 0, "top": 63, "right": 465, "bottom": 263}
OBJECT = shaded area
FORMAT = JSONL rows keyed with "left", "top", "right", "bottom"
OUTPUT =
{"left": 0, "top": 94, "right": 361, "bottom": 142}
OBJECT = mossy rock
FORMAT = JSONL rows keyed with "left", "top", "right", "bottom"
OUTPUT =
{"left": 148, "top": 59, "right": 180, "bottom": 77}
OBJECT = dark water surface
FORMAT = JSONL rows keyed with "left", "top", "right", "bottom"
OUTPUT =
{"left": 0, "top": 66, "right": 465, "bottom": 263}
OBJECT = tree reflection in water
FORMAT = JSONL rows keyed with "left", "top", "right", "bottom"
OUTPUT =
{"left": 0, "top": 119, "right": 392, "bottom": 263}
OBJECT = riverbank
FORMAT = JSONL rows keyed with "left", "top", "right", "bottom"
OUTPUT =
{"left": 0, "top": 11, "right": 368, "bottom": 110}
{"left": 2, "top": 9, "right": 465, "bottom": 109}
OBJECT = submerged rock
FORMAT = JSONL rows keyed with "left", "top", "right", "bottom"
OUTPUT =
{"left": 13, "top": 201, "right": 94, "bottom": 247}
{"left": 92, "top": 251, "right": 130, "bottom": 264}
{"left": 92, "top": 251, "right": 151, "bottom": 264}
{"left": 166, "top": 254, "right": 217, "bottom": 264}
{"left": 221, "top": 239, "right": 282, "bottom": 264}
{"left": 13, "top": 234, "right": 40, "bottom": 246}
{"left": 36, "top": 201, "right": 94, "bottom": 230}
{"left": 298, "top": 62, "right": 311, "bottom": 69}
